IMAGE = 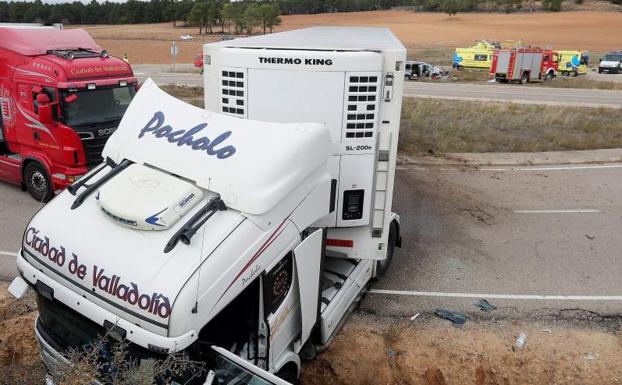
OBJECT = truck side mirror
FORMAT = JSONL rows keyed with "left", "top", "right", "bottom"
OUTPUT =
{"left": 36, "top": 93, "right": 54, "bottom": 124}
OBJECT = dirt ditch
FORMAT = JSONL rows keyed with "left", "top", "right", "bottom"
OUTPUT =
{"left": 301, "top": 313, "right": 622, "bottom": 385}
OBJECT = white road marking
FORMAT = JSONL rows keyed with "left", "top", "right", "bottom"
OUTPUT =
{"left": 514, "top": 209, "right": 600, "bottom": 214}
{"left": 401, "top": 164, "right": 622, "bottom": 172}
{"left": 0, "top": 251, "right": 17, "bottom": 257}
{"left": 369, "top": 289, "right": 622, "bottom": 301}
{"left": 477, "top": 164, "right": 622, "bottom": 172}
{"left": 134, "top": 72, "right": 145, "bottom": 75}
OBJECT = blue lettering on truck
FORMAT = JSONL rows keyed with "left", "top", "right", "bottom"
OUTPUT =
{"left": 139, "top": 111, "right": 236, "bottom": 159}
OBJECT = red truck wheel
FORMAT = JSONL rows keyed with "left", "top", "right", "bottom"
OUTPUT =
{"left": 24, "top": 162, "right": 54, "bottom": 202}
{"left": 520, "top": 72, "right": 529, "bottom": 84}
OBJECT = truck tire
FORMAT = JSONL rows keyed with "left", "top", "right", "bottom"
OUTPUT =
{"left": 24, "top": 162, "right": 54, "bottom": 202}
{"left": 520, "top": 72, "right": 529, "bottom": 84}
{"left": 376, "top": 221, "right": 398, "bottom": 278}
{"left": 276, "top": 363, "right": 299, "bottom": 384}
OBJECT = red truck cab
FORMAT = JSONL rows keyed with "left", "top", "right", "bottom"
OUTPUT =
{"left": 0, "top": 25, "right": 137, "bottom": 201}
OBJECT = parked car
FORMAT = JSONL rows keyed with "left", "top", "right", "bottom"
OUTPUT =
{"left": 599, "top": 51, "right": 622, "bottom": 74}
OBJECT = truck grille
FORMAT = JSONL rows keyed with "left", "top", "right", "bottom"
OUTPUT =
{"left": 343, "top": 73, "right": 380, "bottom": 140}
{"left": 82, "top": 136, "right": 107, "bottom": 167}
{"left": 76, "top": 125, "right": 117, "bottom": 168}
{"left": 35, "top": 293, "right": 164, "bottom": 362}
{"left": 36, "top": 292, "right": 105, "bottom": 352}
{"left": 220, "top": 69, "right": 246, "bottom": 118}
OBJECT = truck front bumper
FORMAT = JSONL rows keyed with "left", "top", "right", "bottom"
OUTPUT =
{"left": 17, "top": 249, "right": 198, "bottom": 352}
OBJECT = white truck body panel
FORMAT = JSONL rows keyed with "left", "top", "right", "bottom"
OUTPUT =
{"left": 292, "top": 229, "right": 323, "bottom": 351}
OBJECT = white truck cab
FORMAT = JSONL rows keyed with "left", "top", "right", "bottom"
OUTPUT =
{"left": 12, "top": 27, "right": 406, "bottom": 385}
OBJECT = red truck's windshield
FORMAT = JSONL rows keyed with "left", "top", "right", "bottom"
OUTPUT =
{"left": 60, "top": 86, "right": 136, "bottom": 127}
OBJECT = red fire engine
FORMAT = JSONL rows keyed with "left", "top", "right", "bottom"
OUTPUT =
{"left": 0, "top": 25, "right": 137, "bottom": 201}
{"left": 490, "top": 47, "right": 559, "bottom": 84}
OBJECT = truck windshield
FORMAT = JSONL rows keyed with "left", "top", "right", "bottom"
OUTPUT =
{"left": 604, "top": 54, "right": 622, "bottom": 62}
{"left": 60, "top": 86, "right": 136, "bottom": 127}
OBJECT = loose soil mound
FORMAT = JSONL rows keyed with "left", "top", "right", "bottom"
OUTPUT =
{"left": 301, "top": 313, "right": 622, "bottom": 385}
{"left": 0, "top": 282, "right": 45, "bottom": 384}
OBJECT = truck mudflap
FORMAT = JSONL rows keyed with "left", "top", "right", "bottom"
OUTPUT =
{"left": 16, "top": 249, "right": 197, "bottom": 351}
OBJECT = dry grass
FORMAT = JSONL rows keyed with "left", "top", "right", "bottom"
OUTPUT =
{"left": 160, "top": 85, "right": 204, "bottom": 107}
{"left": 400, "top": 98, "right": 622, "bottom": 154}
{"left": 539, "top": 76, "right": 622, "bottom": 90}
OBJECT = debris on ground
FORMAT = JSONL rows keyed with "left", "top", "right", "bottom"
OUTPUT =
{"left": 474, "top": 299, "right": 496, "bottom": 312}
{"left": 434, "top": 308, "right": 467, "bottom": 325}
{"left": 586, "top": 234, "right": 596, "bottom": 240}
{"left": 410, "top": 313, "right": 420, "bottom": 321}
{"left": 584, "top": 352, "right": 599, "bottom": 360}
{"left": 513, "top": 333, "right": 527, "bottom": 351}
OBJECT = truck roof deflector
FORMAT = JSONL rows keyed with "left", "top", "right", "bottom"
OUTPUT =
{"left": 163, "top": 196, "right": 227, "bottom": 254}
{"left": 70, "top": 158, "right": 132, "bottom": 210}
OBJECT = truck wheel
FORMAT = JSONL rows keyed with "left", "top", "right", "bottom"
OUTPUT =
{"left": 376, "top": 221, "right": 398, "bottom": 278}
{"left": 24, "top": 162, "right": 53, "bottom": 202}
{"left": 276, "top": 363, "right": 299, "bottom": 384}
{"left": 520, "top": 72, "right": 529, "bottom": 84}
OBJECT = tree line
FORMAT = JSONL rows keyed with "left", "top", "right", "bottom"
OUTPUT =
{"left": 0, "top": 0, "right": 619, "bottom": 27}
{"left": 0, "top": 0, "right": 410, "bottom": 26}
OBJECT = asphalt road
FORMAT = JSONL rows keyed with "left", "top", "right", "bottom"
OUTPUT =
{"left": 364, "top": 163, "right": 622, "bottom": 318}
{"left": 133, "top": 65, "right": 622, "bottom": 108}
{"left": 405, "top": 82, "right": 622, "bottom": 108}
{"left": 2, "top": 163, "right": 622, "bottom": 317}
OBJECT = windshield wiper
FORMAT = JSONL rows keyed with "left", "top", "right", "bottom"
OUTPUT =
{"left": 164, "top": 197, "right": 227, "bottom": 253}
{"left": 71, "top": 158, "right": 132, "bottom": 210}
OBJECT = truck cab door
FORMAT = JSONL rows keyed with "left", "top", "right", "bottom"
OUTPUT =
{"left": 293, "top": 228, "right": 324, "bottom": 351}
{"left": 208, "top": 346, "right": 292, "bottom": 385}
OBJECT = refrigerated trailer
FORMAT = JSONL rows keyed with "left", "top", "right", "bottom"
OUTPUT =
{"left": 203, "top": 27, "right": 404, "bottom": 267}
{"left": 10, "top": 27, "right": 406, "bottom": 385}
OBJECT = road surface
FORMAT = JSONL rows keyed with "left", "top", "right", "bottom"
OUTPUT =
{"left": 405, "top": 81, "right": 622, "bottom": 108}
{"left": 2, "top": 162, "right": 622, "bottom": 318}
{"left": 133, "top": 65, "right": 622, "bottom": 108}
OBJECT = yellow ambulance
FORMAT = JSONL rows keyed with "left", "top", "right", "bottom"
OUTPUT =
{"left": 453, "top": 41, "right": 497, "bottom": 69}
{"left": 557, "top": 50, "right": 589, "bottom": 76}
{"left": 454, "top": 40, "right": 523, "bottom": 70}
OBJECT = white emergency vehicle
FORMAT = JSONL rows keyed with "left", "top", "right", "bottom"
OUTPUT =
{"left": 11, "top": 27, "right": 406, "bottom": 384}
